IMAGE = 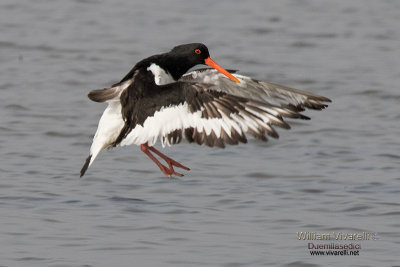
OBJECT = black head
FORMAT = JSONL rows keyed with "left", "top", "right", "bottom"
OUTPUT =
{"left": 156, "top": 43, "right": 239, "bottom": 83}
{"left": 169, "top": 43, "right": 210, "bottom": 66}
{"left": 160, "top": 43, "right": 210, "bottom": 80}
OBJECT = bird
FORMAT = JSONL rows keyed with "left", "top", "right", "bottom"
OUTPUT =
{"left": 80, "top": 43, "right": 331, "bottom": 178}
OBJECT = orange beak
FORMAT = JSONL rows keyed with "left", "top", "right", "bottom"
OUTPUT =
{"left": 204, "top": 57, "right": 240, "bottom": 83}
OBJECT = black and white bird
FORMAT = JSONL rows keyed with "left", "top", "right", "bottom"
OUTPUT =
{"left": 80, "top": 43, "right": 331, "bottom": 178}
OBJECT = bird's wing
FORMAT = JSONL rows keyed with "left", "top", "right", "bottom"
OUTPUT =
{"left": 180, "top": 69, "right": 331, "bottom": 111}
{"left": 117, "top": 81, "right": 312, "bottom": 148}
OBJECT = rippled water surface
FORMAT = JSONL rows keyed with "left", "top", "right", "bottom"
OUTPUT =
{"left": 1, "top": 0, "right": 399, "bottom": 266}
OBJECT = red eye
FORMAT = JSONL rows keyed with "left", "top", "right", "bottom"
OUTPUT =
{"left": 194, "top": 49, "right": 201, "bottom": 54}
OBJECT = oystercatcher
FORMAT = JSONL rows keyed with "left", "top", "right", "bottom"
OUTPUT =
{"left": 80, "top": 43, "right": 331, "bottom": 177}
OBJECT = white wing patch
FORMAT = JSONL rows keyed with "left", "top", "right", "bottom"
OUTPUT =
{"left": 120, "top": 101, "right": 287, "bottom": 148}
{"left": 120, "top": 102, "right": 216, "bottom": 147}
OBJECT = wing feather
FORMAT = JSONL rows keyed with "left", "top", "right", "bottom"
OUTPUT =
{"left": 120, "top": 82, "right": 313, "bottom": 148}
{"left": 180, "top": 69, "right": 331, "bottom": 110}
{"left": 88, "top": 67, "right": 330, "bottom": 149}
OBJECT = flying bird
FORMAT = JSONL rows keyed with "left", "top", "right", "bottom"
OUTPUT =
{"left": 80, "top": 43, "right": 331, "bottom": 177}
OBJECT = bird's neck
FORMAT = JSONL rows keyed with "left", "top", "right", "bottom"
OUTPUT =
{"left": 156, "top": 55, "right": 192, "bottom": 81}
{"left": 146, "top": 63, "right": 175, "bottom": 86}
{"left": 134, "top": 54, "right": 193, "bottom": 84}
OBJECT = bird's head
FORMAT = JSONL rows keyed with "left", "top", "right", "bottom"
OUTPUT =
{"left": 168, "top": 43, "right": 240, "bottom": 83}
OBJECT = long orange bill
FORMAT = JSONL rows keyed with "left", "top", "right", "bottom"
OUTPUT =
{"left": 204, "top": 57, "right": 240, "bottom": 83}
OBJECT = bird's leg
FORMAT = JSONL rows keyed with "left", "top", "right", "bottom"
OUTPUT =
{"left": 147, "top": 146, "right": 190, "bottom": 171}
{"left": 140, "top": 144, "right": 173, "bottom": 177}
{"left": 140, "top": 143, "right": 189, "bottom": 177}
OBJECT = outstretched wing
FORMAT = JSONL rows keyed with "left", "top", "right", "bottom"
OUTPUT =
{"left": 118, "top": 81, "right": 312, "bottom": 149}
{"left": 180, "top": 69, "right": 331, "bottom": 111}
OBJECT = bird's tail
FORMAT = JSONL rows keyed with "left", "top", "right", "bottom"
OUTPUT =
{"left": 80, "top": 98, "right": 124, "bottom": 177}
{"left": 80, "top": 155, "right": 92, "bottom": 177}
{"left": 80, "top": 141, "right": 108, "bottom": 177}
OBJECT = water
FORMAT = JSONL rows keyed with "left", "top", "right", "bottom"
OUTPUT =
{"left": 1, "top": 0, "right": 399, "bottom": 266}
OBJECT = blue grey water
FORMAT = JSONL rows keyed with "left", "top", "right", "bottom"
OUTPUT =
{"left": 1, "top": 0, "right": 399, "bottom": 266}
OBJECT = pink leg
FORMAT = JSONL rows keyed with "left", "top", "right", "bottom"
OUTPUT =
{"left": 147, "top": 146, "right": 190, "bottom": 171}
{"left": 140, "top": 143, "right": 190, "bottom": 177}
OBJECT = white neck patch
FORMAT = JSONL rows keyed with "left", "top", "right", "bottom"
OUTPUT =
{"left": 147, "top": 63, "right": 175, "bottom": 85}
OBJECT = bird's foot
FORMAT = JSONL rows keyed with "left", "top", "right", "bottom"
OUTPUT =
{"left": 140, "top": 143, "right": 190, "bottom": 178}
